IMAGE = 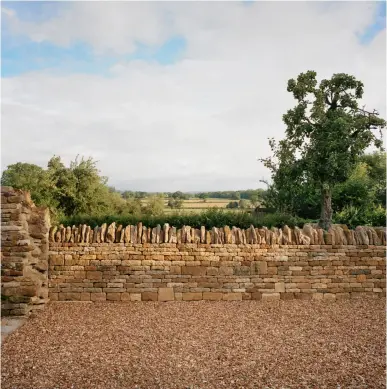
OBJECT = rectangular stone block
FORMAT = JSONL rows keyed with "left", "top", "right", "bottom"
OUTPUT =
{"left": 158, "top": 287, "right": 174, "bottom": 301}
{"left": 262, "top": 293, "right": 280, "bottom": 301}
{"left": 181, "top": 266, "right": 207, "bottom": 276}
{"left": 87, "top": 271, "right": 102, "bottom": 280}
{"left": 61, "top": 292, "right": 81, "bottom": 301}
{"left": 312, "top": 293, "right": 324, "bottom": 300}
{"left": 203, "top": 292, "right": 223, "bottom": 300}
{"left": 130, "top": 293, "right": 141, "bottom": 301}
{"left": 294, "top": 293, "right": 312, "bottom": 300}
{"left": 251, "top": 292, "right": 262, "bottom": 300}
{"left": 218, "top": 267, "right": 233, "bottom": 275}
{"left": 120, "top": 293, "right": 130, "bottom": 301}
{"left": 223, "top": 293, "right": 242, "bottom": 301}
{"left": 275, "top": 282, "right": 285, "bottom": 293}
{"left": 256, "top": 261, "right": 268, "bottom": 275}
{"left": 80, "top": 292, "right": 91, "bottom": 301}
{"left": 182, "top": 292, "right": 202, "bottom": 301}
{"left": 106, "top": 293, "right": 121, "bottom": 301}
{"left": 90, "top": 292, "right": 106, "bottom": 301}
{"left": 142, "top": 292, "right": 158, "bottom": 301}
{"left": 336, "top": 292, "right": 350, "bottom": 300}
{"left": 50, "top": 256, "right": 64, "bottom": 266}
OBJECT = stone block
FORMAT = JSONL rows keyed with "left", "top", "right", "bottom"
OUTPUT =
{"left": 218, "top": 267, "right": 233, "bottom": 276}
{"left": 294, "top": 293, "right": 312, "bottom": 300}
{"left": 64, "top": 292, "right": 81, "bottom": 301}
{"left": 357, "top": 274, "right": 367, "bottom": 282}
{"left": 222, "top": 293, "right": 242, "bottom": 301}
{"left": 251, "top": 292, "right": 262, "bottom": 300}
{"left": 267, "top": 267, "right": 278, "bottom": 275}
{"left": 106, "top": 293, "right": 121, "bottom": 301}
{"left": 20, "top": 285, "right": 38, "bottom": 297}
{"left": 87, "top": 271, "right": 102, "bottom": 280}
{"left": 181, "top": 266, "right": 207, "bottom": 276}
{"left": 142, "top": 292, "right": 158, "bottom": 301}
{"left": 120, "top": 293, "right": 130, "bottom": 301}
{"left": 280, "top": 292, "right": 294, "bottom": 300}
{"left": 90, "top": 293, "right": 106, "bottom": 301}
{"left": 275, "top": 282, "right": 285, "bottom": 293}
{"left": 170, "top": 266, "right": 181, "bottom": 274}
{"left": 262, "top": 293, "right": 280, "bottom": 301}
{"left": 80, "top": 292, "right": 91, "bottom": 301}
{"left": 182, "top": 292, "right": 202, "bottom": 301}
{"left": 336, "top": 292, "right": 350, "bottom": 300}
{"left": 158, "top": 288, "right": 174, "bottom": 301}
{"left": 206, "top": 267, "right": 219, "bottom": 276}
{"left": 50, "top": 256, "right": 64, "bottom": 266}
{"left": 130, "top": 293, "right": 141, "bottom": 301}
{"left": 312, "top": 293, "right": 324, "bottom": 300}
{"left": 203, "top": 292, "right": 223, "bottom": 300}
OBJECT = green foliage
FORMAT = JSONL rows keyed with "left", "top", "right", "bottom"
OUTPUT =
{"left": 1, "top": 155, "right": 128, "bottom": 220}
{"left": 59, "top": 208, "right": 309, "bottom": 230}
{"left": 1, "top": 162, "right": 59, "bottom": 210}
{"left": 261, "top": 71, "right": 386, "bottom": 229}
{"left": 171, "top": 191, "right": 189, "bottom": 200}
{"left": 143, "top": 195, "right": 165, "bottom": 216}
{"left": 334, "top": 204, "right": 386, "bottom": 228}
{"left": 238, "top": 199, "right": 250, "bottom": 209}
{"left": 226, "top": 201, "right": 239, "bottom": 209}
{"left": 167, "top": 198, "right": 184, "bottom": 209}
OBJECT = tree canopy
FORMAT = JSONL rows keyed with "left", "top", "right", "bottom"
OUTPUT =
{"left": 261, "top": 71, "right": 386, "bottom": 229}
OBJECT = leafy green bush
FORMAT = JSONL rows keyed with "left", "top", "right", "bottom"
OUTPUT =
{"left": 59, "top": 209, "right": 310, "bottom": 229}
{"left": 333, "top": 204, "right": 386, "bottom": 228}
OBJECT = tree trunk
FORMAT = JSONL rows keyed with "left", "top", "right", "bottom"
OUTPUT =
{"left": 319, "top": 186, "right": 333, "bottom": 230}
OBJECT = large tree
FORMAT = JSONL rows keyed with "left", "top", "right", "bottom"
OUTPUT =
{"left": 262, "top": 71, "right": 385, "bottom": 229}
{"left": 1, "top": 162, "right": 58, "bottom": 209}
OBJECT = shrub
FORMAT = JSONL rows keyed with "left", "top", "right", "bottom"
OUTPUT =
{"left": 58, "top": 209, "right": 310, "bottom": 229}
{"left": 333, "top": 204, "right": 386, "bottom": 228}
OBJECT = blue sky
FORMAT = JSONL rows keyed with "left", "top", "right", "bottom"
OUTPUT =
{"left": 2, "top": 1, "right": 385, "bottom": 78}
{"left": 1, "top": 1, "right": 187, "bottom": 77}
{"left": 1, "top": 36, "right": 187, "bottom": 77}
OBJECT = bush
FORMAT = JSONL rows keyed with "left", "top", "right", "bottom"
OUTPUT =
{"left": 333, "top": 204, "right": 386, "bottom": 228}
{"left": 58, "top": 209, "right": 310, "bottom": 230}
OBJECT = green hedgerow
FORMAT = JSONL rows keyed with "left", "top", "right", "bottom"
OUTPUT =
{"left": 58, "top": 209, "right": 310, "bottom": 230}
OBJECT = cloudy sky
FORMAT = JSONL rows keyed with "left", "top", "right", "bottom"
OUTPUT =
{"left": 1, "top": 1, "right": 386, "bottom": 192}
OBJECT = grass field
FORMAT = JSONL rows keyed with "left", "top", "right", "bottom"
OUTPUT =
{"left": 142, "top": 197, "right": 253, "bottom": 213}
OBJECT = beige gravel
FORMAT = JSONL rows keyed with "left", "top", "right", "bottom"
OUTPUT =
{"left": 1, "top": 300, "right": 385, "bottom": 389}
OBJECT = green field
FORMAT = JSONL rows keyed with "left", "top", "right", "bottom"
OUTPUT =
{"left": 142, "top": 197, "right": 254, "bottom": 213}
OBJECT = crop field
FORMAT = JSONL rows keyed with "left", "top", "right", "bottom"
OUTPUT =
{"left": 141, "top": 197, "right": 253, "bottom": 213}
{"left": 180, "top": 198, "right": 232, "bottom": 208}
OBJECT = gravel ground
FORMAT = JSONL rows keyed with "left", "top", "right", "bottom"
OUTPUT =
{"left": 1, "top": 300, "right": 385, "bottom": 389}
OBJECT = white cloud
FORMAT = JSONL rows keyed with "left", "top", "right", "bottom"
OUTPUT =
{"left": 1, "top": 2, "right": 385, "bottom": 191}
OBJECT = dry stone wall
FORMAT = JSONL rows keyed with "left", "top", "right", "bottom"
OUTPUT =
{"left": 1, "top": 187, "right": 386, "bottom": 313}
{"left": 49, "top": 226, "right": 386, "bottom": 302}
{"left": 1, "top": 187, "right": 50, "bottom": 316}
